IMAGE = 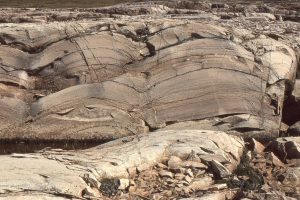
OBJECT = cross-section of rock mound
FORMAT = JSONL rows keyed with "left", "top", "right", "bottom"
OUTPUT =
{"left": 0, "top": 130, "right": 244, "bottom": 199}
{"left": 0, "top": 20, "right": 297, "bottom": 140}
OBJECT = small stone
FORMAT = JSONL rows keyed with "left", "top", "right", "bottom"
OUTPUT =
{"left": 184, "top": 175, "right": 192, "bottom": 183}
{"left": 261, "top": 184, "right": 272, "bottom": 192}
{"left": 152, "top": 193, "right": 162, "bottom": 200}
{"left": 182, "top": 161, "right": 208, "bottom": 169}
{"left": 99, "top": 26, "right": 108, "bottom": 31}
{"left": 83, "top": 186, "right": 101, "bottom": 198}
{"left": 175, "top": 187, "right": 183, "bottom": 193}
{"left": 209, "top": 183, "right": 227, "bottom": 191}
{"left": 159, "top": 170, "right": 174, "bottom": 178}
{"left": 118, "top": 179, "right": 130, "bottom": 190}
{"left": 179, "top": 180, "right": 190, "bottom": 186}
{"left": 187, "top": 176, "right": 214, "bottom": 191}
{"left": 170, "top": 167, "right": 185, "bottom": 174}
{"left": 128, "top": 185, "right": 137, "bottom": 193}
{"left": 129, "top": 179, "right": 135, "bottom": 186}
{"left": 238, "top": 175, "right": 250, "bottom": 181}
{"left": 168, "top": 156, "right": 182, "bottom": 169}
{"left": 175, "top": 173, "right": 185, "bottom": 180}
{"left": 156, "top": 163, "right": 168, "bottom": 169}
{"left": 195, "top": 170, "right": 206, "bottom": 177}
{"left": 185, "top": 168, "right": 194, "bottom": 177}
{"left": 224, "top": 163, "right": 237, "bottom": 173}
{"left": 176, "top": 183, "right": 184, "bottom": 188}
{"left": 268, "top": 152, "right": 285, "bottom": 167}
{"left": 211, "top": 160, "right": 231, "bottom": 178}
{"left": 165, "top": 178, "right": 175, "bottom": 184}
{"left": 230, "top": 35, "right": 243, "bottom": 43}
{"left": 249, "top": 138, "right": 265, "bottom": 154}
{"left": 280, "top": 122, "right": 289, "bottom": 133}
{"left": 161, "top": 190, "right": 172, "bottom": 197}
{"left": 246, "top": 151, "right": 252, "bottom": 160}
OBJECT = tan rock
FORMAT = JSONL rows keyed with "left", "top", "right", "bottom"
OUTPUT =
{"left": 182, "top": 161, "right": 208, "bottom": 169}
{"left": 186, "top": 176, "right": 214, "bottom": 192}
{"left": 159, "top": 170, "right": 174, "bottom": 179}
{"left": 211, "top": 160, "right": 232, "bottom": 178}
{"left": 249, "top": 138, "right": 265, "bottom": 154}
{"left": 267, "top": 152, "right": 285, "bottom": 167}
{"left": 168, "top": 156, "right": 183, "bottom": 169}
{"left": 118, "top": 179, "right": 130, "bottom": 190}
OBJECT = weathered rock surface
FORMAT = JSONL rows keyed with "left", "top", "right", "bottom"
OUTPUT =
{"left": 0, "top": 14, "right": 298, "bottom": 140}
{"left": 0, "top": 130, "right": 244, "bottom": 199}
{"left": 0, "top": 1, "right": 299, "bottom": 200}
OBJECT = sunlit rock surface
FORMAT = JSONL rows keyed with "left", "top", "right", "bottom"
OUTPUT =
{"left": 0, "top": 1, "right": 299, "bottom": 199}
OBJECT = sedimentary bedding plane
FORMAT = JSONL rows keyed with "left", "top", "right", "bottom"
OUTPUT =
{"left": 0, "top": 19, "right": 297, "bottom": 140}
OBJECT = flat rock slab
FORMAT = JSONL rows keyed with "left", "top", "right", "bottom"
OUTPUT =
{"left": 0, "top": 130, "right": 244, "bottom": 199}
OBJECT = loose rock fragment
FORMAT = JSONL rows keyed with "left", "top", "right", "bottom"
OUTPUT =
{"left": 168, "top": 156, "right": 183, "bottom": 169}
{"left": 159, "top": 170, "right": 174, "bottom": 179}
{"left": 186, "top": 176, "right": 214, "bottom": 192}
{"left": 118, "top": 179, "right": 130, "bottom": 190}
{"left": 249, "top": 138, "right": 266, "bottom": 154}
{"left": 211, "top": 160, "right": 232, "bottom": 178}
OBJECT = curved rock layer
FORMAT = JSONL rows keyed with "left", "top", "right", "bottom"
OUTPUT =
{"left": 0, "top": 18, "right": 297, "bottom": 140}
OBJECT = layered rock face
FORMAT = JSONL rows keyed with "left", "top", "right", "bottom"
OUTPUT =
{"left": 0, "top": 1, "right": 299, "bottom": 200}
{"left": 0, "top": 18, "right": 297, "bottom": 140}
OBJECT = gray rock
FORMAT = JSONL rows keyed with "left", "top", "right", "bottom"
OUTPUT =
{"left": 288, "top": 122, "right": 300, "bottom": 136}
{"left": 159, "top": 170, "right": 174, "bottom": 179}
{"left": 211, "top": 160, "right": 232, "bottom": 178}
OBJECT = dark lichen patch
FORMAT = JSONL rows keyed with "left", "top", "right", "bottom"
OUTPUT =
{"left": 227, "top": 149, "right": 264, "bottom": 191}
{"left": 0, "top": 139, "right": 105, "bottom": 155}
{"left": 100, "top": 178, "right": 120, "bottom": 197}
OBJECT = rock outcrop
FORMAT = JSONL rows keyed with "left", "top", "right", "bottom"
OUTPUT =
{"left": 0, "top": 130, "right": 244, "bottom": 199}
{"left": 0, "top": 18, "right": 297, "bottom": 140}
{"left": 0, "top": 1, "right": 299, "bottom": 199}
